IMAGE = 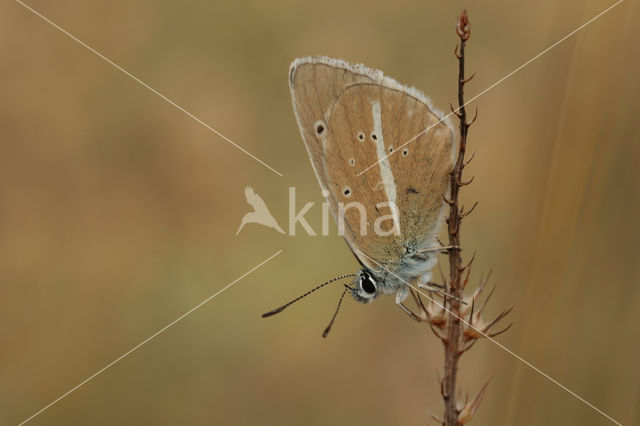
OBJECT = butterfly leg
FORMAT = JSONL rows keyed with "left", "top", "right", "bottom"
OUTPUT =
{"left": 416, "top": 245, "right": 460, "bottom": 255}
{"left": 417, "top": 275, "right": 467, "bottom": 306}
{"left": 396, "top": 286, "right": 425, "bottom": 322}
{"left": 397, "top": 301, "right": 424, "bottom": 322}
{"left": 418, "top": 280, "right": 445, "bottom": 290}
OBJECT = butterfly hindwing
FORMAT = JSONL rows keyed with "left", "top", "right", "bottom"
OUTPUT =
{"left": 290, "top": 56, "right": 456, "bottom": 273}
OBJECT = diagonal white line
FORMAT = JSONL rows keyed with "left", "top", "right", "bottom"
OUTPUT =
{"left": 15, "top": 0, "right": 283, "bottom": 177}
{"left": 17, "top": 249, "right": 284, "bottom": 426}
{"left": 357, "top": 0, "right": 625, "bottom": 177}
{"left": 358, "top": 252, "right": 622, "bottom": 425}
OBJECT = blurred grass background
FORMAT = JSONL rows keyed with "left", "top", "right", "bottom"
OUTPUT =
{"left": 1, "top": 0, "right": 639, "bottom": 424}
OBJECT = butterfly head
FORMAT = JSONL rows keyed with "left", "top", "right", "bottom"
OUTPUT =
{"left": 350, "top": 270, "right": 380, "bottom": 304}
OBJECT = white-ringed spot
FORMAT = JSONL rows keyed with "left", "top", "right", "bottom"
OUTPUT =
{"left": 314, "top": 121, "right": 326, "bottom": 135}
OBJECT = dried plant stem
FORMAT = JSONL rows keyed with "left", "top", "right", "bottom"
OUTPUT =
{"left": 402, "top": 11, "right": 510, "bottom": 424}
{"left": 443, "top": 10, "right": 472, "bottom": 426}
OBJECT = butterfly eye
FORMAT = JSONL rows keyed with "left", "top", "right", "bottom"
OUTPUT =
{"left": 360, "top": 276, "right": 376, "bottom": 294}
{"left": 314, "top": 121, "right": 326, "bottom": 135}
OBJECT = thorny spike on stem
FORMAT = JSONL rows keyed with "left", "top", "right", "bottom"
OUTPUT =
{"left": 484, "top": 307, "right": 514, "bottom": 333}
{"left": 461, "top": 73, "right": 475, "bottom": 85}
{"left": 461, "top": 264, "right": 472, "bottom": 289}
{"left": 458, "top": 251, "right": 477, "bottom": 272}
{"left": 449, "top": 103, "right": 464, "bottom": 118}
{"left": 477, "top": 283, "right": 497, "bottom": 317}
{"left": 488, "top": 322, "right": 513, "bottom": 338}
{"left": 460, "top": 201, "right": 479, "bottom": 218}
{"left": 459, "top": 176, "right": 475, "bottom": 186}
{"left": 463, "top": 151, "right": 476, "bottom": 167}
{"left": 458, "top": 380, "right": 490, "bottom": 424}
{"left": 467, "top": 108, "right": 479, "bottom": 126}
{"left": 443, "top": 194, "right": 455, "bottom": 206}
{"left": 454, "top": 45, "right": 462, "bottom": 59}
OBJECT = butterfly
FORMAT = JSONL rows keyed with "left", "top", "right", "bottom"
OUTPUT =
{"left": 264, "top": 56, "right": 458, "bottom": 336}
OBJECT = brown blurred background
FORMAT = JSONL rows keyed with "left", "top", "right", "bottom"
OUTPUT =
{"left": 2, "top": 0, "right": 639, "bottom": 425}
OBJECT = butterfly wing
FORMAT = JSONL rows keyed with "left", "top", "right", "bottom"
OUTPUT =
{"left": 290, "top": 57, "right": 457, "bottom": 274}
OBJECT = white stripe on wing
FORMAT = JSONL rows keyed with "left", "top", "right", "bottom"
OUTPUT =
{"left": 371, "top": 100, "right": 401, "bottom": 234}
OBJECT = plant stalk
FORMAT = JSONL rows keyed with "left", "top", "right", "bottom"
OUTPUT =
{"left": 442, "top": 10, "right": 471, "bottom": 426}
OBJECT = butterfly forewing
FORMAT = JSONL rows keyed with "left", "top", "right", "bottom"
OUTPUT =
{"left": 289, "top": 59, "right": 376, "bottom": 197}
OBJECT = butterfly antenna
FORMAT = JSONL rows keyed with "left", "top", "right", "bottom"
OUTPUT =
{"left": 322, "top": 285, "right": 350, "bottom": 338}
{"left": 262, "top": 274, "right": 357, "bottom": 318}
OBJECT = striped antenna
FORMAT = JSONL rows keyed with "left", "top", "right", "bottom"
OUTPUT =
{"left": 261, "top": 274, "right": 357, "bottom": 318}
{"left": 322, "top": 284, "right": 352, "bottom": 338}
